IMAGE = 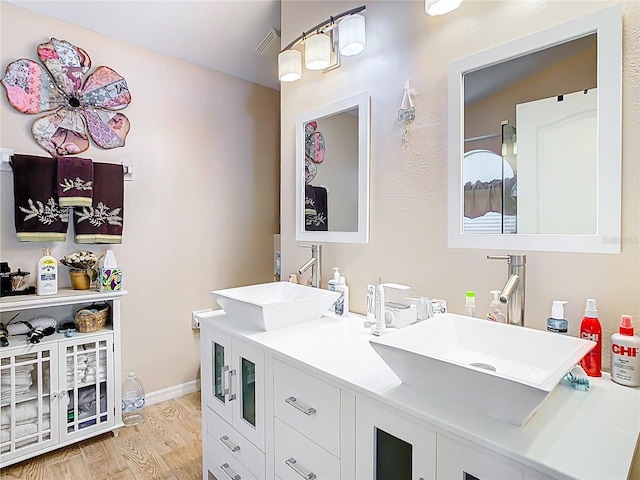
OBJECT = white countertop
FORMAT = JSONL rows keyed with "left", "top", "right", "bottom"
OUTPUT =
{"left": 198, "top": 310, "right": 640, "bottom": 480}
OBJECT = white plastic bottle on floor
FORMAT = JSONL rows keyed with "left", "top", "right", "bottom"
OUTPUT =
{"left": 121, "top": 372, "right": 145, "bottom": 426}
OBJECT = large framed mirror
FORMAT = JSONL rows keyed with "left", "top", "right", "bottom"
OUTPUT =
{"left": 447, "top": 5, "right": 621, "bottom": 253}
{"left": 295, "top": 92, "right": 370, "bottom": 243}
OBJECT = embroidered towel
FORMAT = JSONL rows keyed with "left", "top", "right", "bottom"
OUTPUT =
{"left": 73, "top": 162, "right": 124, "bottom": 244}
{"left": 305, "top": 185, "right": 328, "bottom": 231}
{"left": 11, "top": 154, "right": 69, "bottom": 242}
{"left": 57, "top": 156, "right": 93, "bottom": 207}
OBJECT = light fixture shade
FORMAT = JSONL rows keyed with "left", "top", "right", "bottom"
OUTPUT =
{"left": 426, "top": 0, "right": 464, "bottom": 16}
{"left": 278, "top": 49, "right": 302, "bottom": 82}
{"left": 339, "top": 14, "right": 366, "bottom": 57}
{"left": 305, "top": 33, "right": 331, "bottom": 71}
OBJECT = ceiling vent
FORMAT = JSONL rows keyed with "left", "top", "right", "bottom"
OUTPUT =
{"left": 256, "top": 28, "right": 282, "bottom": 59}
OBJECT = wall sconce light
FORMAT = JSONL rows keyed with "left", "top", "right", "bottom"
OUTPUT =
{"left": 278, "top": 5, "right": 366, "bottom": 83}
{"left": 426, "top": 0, "right": 464, "bottom": 16}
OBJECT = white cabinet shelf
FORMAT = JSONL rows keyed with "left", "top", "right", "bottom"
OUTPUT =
{"left": 0, "top": 290, "right": 126, "bottom": 468}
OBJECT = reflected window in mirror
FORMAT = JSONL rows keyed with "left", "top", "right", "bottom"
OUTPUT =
{"left": 448, "top": 5, "right": 621, "bottom": 253}
{"left": 296, "top": 92, "right": 370, "bottom": 244}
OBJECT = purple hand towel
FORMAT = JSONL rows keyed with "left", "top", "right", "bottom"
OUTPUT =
{"left": 73, "top": 162, "right": 124, "bottom": 244}
{"left": 11, "top": 154, "right": 69, "bottom": 242}
{"left": 57, "top": 156, "right": 93, "bottom": 207}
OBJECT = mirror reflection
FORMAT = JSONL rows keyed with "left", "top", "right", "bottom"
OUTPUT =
{"left": 296, "top": 92, "right": 370, "bottom": 244}
{"left": 303, "top": 109, "right": 359, "bottom": 232}
{"left": 462, "top": 33, "right": 597, "bottom": 235}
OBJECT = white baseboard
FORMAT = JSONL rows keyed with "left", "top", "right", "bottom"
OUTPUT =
{"left": 145, "top": 379, "right": 200, "bottom": 406}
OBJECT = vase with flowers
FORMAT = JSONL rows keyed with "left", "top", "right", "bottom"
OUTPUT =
{"left": 60, "top": 250, "right": 98, "bottom": 290}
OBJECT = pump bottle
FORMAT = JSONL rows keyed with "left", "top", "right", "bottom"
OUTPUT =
{"left": 328, "top": 268, "right": 340, "bottom": 313}
{"left": 334, "top": 275, "right": 349, "bottom": 316}
{"left": 580, "top": 298, "right": 602, "bottom": 377}
{"left": 610, "top": 315, "right": 640, "bottom": 387}
{"left": 546, "top": 300, "right": 568, "bottom": 334}
{"left": 37, "top": 248, "right": 58, "bottom": 296}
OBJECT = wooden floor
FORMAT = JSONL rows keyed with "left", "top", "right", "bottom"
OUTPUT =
{"left": 2, "top": 391, "right": 202, "bottom": 480}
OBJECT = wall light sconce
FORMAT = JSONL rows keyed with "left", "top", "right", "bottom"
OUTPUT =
{"left": 278, "top": 5, "right": 366, "bottom": 83}
{"left": 426, "top": 0, "right": 464, "bottom": 16}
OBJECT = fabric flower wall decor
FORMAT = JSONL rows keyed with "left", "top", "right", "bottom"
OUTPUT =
{"left": 1, "top": 38, "right": 131, "bottom": 156}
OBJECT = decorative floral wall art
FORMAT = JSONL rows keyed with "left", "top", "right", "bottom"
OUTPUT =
{"left": 1, "top": 38, "right": 132, "bottom": 156}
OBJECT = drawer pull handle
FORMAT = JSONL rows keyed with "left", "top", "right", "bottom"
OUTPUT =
{"left": 220, "top": 435, "right": 240, "bottom": 453}
{"left": 220, "top": 463, "right": 241, "bottom": 480}
{"left": 286, "top": 457, "right": 317, "bottom": 480}
{"left": 285, "top": 396, "right": 316, "bottom": 416}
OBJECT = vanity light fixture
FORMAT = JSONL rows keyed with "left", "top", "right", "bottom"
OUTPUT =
{"left": 278, "top": 5, "right": 366, "bottom": 83}
{"left": 426, "top": 0, "right": 464, "bottom": 16}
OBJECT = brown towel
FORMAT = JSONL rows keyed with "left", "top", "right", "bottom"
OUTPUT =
{"left": 11, "top": 154, "right": 69, "bottom": 242}
{"left": 73, "top": 162, "right": 124, "bottom": 244}
{"left": 57, "top": 156, "right": 93, "bottom": 207}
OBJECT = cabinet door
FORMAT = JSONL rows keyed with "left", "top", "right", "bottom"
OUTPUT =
{"left": 356, "top": 397, "right": 436, "bottom": 480}
{"left": 231, "top": 337, "right": 265, "bottom": 452}
{"left": 201, "top": 327, "right": 234, "bottom": 425}
{"left": 1, "top": 345, "right": 59, "bottom": 464}
{"left": 58, "top": 334, "right": 115, "bottom": 442}
{"left": 437, "top": 435, "right": 525, "bottom": 480}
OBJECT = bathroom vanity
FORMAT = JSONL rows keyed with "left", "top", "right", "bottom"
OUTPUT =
{"left": 198, "top": 310, "right": 639, "bottom": 480}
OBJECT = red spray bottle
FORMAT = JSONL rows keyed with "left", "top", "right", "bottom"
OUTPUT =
{"left": 580, "top": 298, "right": 602, "bottom": 377}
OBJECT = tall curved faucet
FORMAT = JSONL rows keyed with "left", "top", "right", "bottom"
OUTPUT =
{"left": 487, "top": 254, "right": 526, "bottom": 326}
{"left": 298, "top": 244, "right": 322, "bottom": 288}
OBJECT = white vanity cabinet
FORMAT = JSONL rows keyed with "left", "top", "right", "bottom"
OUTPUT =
{"left": 0, "top": 289, "right": 125, "bottom": 468}
{"left": 355, "top": 397, "right": 436, "bottom": 480}
{"left": 201, "top": 323, "right": 266, "bottom": 480}
{"left": 272, "top": 359, "right": 344, "bottom": 479}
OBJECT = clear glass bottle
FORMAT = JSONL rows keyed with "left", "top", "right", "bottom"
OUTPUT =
{"left": 464, "top": 291, "right": 477, "bottom": 317}
{"left": 121, "top": 372, "right": 145, "bottom": 426}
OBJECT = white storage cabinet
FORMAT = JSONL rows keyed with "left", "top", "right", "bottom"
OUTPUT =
{"left": 201, "top": 323, "right": 266, "bottom": 480}
{"left": 0, "top": 289, "right": 125, "bottom": 468}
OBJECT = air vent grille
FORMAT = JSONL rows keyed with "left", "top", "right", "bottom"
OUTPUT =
{"left": 256, "top": 27, "right": 282, "bottom": 59}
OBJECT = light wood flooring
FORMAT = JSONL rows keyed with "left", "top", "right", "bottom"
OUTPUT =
{"left": 1, "top": 391, "right": 202, "bottom": 480}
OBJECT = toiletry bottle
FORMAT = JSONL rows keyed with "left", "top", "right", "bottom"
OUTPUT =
{"left": 487, "top": 290, "right": 506, "bottom": 323}
{"left": 328, "top": 267, "right": 340, "bottom": 313}
{"left": 374, "top": 283, "right": 385, "bottom": 335}
{"left": 580, "top": 298, "right": 602, "bottom": 377}
{"left": 334, "top": 275, "right": 349, "bottom": 316}
{"left": 464, "top": 291, "right": 477, "bottom": 317}
{"left": 37, "top": 248, "right": 58, "bottom": 296}
{"left": 366, "top": 284, "right": 376, "bottom": 322}
{"left": 546, "top": 300, "right": 568, "bottom": 334}
{"left": 611, "top": 315, "right": 640, "bottom": 387}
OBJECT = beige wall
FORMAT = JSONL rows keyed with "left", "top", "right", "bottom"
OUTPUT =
{"left": 281, "top": 0, "right": 639, "bottom": 357}
{"left": 0, "top": 3, "right": 280, "bottom": 393}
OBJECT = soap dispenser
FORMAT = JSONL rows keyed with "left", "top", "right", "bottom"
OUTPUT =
{"left": 487, "top": 290, "right": 506, "bottom": 323}
{"left": 334, "top": 275, "right": 349, "bottom": 316}
{"left": 328, "top": 267, "right": 340, "bottom": 313}
{"left": 546, "top": 301, "right": 568, "bottom": 334}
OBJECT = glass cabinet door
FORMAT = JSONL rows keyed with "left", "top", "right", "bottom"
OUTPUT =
{"left": 1, "top": 345, "right": 58, "bottom": 462}
{"left": 59, "top": 334, "right": 114, "bottom": 442}
{"left": 231, "top": 338, "right": 264, "bottom": 451}
{"left": 214, "top": 342, "right": 226, "bottom": 403}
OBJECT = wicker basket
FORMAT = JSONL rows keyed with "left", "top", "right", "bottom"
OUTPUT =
{"left": 75, "top": 303, "right": 109, "bottom": 333}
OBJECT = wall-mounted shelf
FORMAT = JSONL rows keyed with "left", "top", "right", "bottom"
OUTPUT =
{"left": 0, "top": 147, "right": 133, "bottom": 181}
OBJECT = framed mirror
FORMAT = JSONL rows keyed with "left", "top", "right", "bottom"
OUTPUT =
{"left": 447, "top": 5, "right": 621, "bottom": 253}
{"left": 295, "top": 92, "right": 370, "bottom": 243}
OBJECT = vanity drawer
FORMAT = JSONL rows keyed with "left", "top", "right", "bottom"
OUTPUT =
{"left": 208, "top": 435, "right": 258, "bottom": 480}
{"left": 205, "top": 406, "right": 265, "bottom": 479}
{"left": 273, "top": 359, "right": 341, "bottom": 457}
{"left": 275, "top": 418, "right": 341, "bottom": 480}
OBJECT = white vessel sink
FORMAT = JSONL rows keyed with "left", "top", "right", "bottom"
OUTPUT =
{"left": 211, "top": 281, "right": 340, "bottom": 331}
{"left": 369, "top": 313, "right": 595, "bottom": 426}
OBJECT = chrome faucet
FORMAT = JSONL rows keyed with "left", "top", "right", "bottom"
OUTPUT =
{"left": 298, "top": 244, "right": 322, "bottom": 288}
{"left": 487, "top": 254, "right": 526, "bottom": 326}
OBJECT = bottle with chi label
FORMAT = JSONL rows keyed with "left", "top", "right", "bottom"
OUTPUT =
{"left": 611, "top": 315, "right": 640, "bottom": 387}
{"left": 579, "top": 298, "right": 601, "bottom": 377}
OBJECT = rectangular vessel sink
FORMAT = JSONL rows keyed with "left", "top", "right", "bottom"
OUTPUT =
{"left": 211, "top": 281, "right": 340, "bottom": 331}
{"left": 369, "top": 313, "right": 595, "bottom": 426}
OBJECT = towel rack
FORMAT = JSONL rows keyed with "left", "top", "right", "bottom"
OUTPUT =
{"left": 0, "top": 147, "right": 133, "bottom": 181}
